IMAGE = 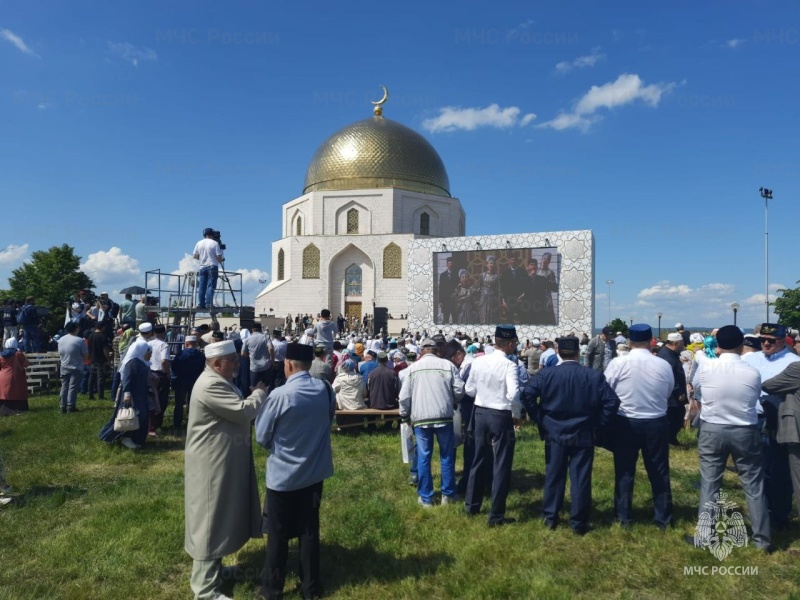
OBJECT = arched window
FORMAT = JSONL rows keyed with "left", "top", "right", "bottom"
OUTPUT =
{"left": 420, "top": 212, "right": 430, "bottom": 235}
{"left": 383, "top": 243, "right": 401, "bottom": 279}
{"left": 346, "top": 208, "right": 359, "bottom": 234}
{"left": 345, "top": 263, "right": 362, "bottom": 296}
{"left": 277, "top": 249, "right": 285, "bottom": 281}
{"left": 296, "top": 216, "right": 302, "bottom": 236}
{"left": 302, "top": 244, "right": 320, "bottom": 278}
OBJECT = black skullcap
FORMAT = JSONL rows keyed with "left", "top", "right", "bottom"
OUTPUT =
{"left": 743, "top": 335, "right": 761, "bottom": 350}
{"left": 285, "top": 343, "right": 313, "bottom": 362}
{"left": 717, "top": 325, "right": 744, "bottom": 350}
{"left": 495, "top": 325, "right": 517, "bottom": 339}
{"left": 557, "top": 336, "right": 580, "bottom": 353}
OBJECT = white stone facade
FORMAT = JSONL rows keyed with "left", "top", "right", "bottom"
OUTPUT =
{"left": 255, "top": 187, "right": 465, "bottom": 319}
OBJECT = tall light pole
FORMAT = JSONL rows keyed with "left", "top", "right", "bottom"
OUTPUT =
{"left": 605, "top": 279, "right": 614, "bottom": 325}
{"left": 760, "top": 187, "right": 773, "bottom": 322}
{"left": 657, "top": 312, "right": 662, "bottom": 339}
{"left": 732, "top": 302, "right": 740, "bottom": 326}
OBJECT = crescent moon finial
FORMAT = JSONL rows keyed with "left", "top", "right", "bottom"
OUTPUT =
{"left": 371, "top": 85, "right": 389, "bottom": 116}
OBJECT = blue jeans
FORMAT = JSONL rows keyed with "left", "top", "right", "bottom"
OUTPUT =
{"left": 196, "top": 266, "right": 218, "bottom": 308}
{"left": 415, "top": 424, "right": 456, "bottom": 503}
{"left": 60, "top": 369, "right": 83, "bottom": 409}
{"left": 23, "top": 326, "right": 37, "bottom": 353}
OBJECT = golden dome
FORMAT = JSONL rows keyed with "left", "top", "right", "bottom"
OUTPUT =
{"left": 303, "top": 116, "right": 451, "bottom": 197}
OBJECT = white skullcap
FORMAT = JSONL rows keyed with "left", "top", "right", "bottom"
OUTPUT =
{"left": 305, "top": 328, "right": 314, "bottom": 334}
{"left": 667, "top": 333, "right": 683, "bottom": 342}
{"left": 185, "top": 336, "right": 197, "bottom": 342}
{"left": 532, "top": 338, "right": 541, "bottom": 345}
{"left": 138, "top": 322, "right": 153, "bottom": 333}
{"left": 205, "top": 340, "right": 236, "bottom": 358}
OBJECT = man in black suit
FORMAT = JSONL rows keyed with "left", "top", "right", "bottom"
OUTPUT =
{"left": 438, "top": 257, "right": 457, "bottom": 324}
{"left": 519, "top": 259, "right": 555, "bottom": 324}
{"left": 522, "top": 337, "right": 620, "bottom": 534}
{"left": 500, "top": 256, "right": 525, "bottom": 322}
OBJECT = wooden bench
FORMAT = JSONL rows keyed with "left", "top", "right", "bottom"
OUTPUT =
{"left": 334, "top": 409, "right": 401, "bottom": 430}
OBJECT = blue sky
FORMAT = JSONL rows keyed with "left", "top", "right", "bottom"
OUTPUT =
{"left": 1, "top": 0, "right": 799, "bottom": 329}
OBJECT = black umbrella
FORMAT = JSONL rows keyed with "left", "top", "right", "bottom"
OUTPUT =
{"left": 118, "top": 286, "right": 149, "bottom": 296}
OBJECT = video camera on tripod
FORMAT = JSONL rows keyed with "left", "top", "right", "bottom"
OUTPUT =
{"left": 203, "top": 227, "right": 226, "bottom": 251}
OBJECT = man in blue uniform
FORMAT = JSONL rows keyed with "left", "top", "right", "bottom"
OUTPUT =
{"left": 523, "top": 336, "right": 620, "bottom": 534}
{"left": 743, "top": 322, "right": 800, "bottom": 529}
{"left": 255, "top": 343, "right": 335, "bottom": 600}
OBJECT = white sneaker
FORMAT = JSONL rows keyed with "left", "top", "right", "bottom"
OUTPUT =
{"left": 120, "top": 438, "right": 141, "bottom": 450}
{"left": 417, "top": 496, "right": 433, "bottom": 509}
{"left": 441, "top": 494, "right": 461, "bottom": 505}
{"left": 0, "top": 497, "right": 12, "bottom": 506}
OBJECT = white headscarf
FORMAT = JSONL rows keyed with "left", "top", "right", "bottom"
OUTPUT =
{"left": 239, "top": 328, "right": 251, "bottom": 341}
{"left": 119, "top": 339, "right": 151, "bottom": 373}
{"left": 4, "top": 337, "right": 18, "bottom": 350}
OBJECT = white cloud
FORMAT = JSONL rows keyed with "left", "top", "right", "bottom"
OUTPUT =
{"left": 106, "top": 41, "right": 157, "bottom": 67}
{"left": 506, "top": 19, "right": 535, "bottom": 42}
{"left": 0, "top": 28, "right": 39, "bottom": 57}
{"left": 170, "top": 258, "right": 269, "bottom": 306}
{"left": 0, "top": 243, "right": 29, "bottom": 266}
{"left": 555, "top": 46, "right": 606, "bottom": 74}
{"left": 422, "top": 104, "right": 537, "bottom": 133}
{"left": 539, "top": 73, "right": 678, "bottom": 131}
{"left": 79, "top": 247, "right": 141, "bottom": 288}
{"left": 725, "top": 38, "right": 746, "bottom": 48}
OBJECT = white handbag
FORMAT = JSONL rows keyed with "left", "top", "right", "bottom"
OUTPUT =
{"left": 114, "top": 405, "right": 140, "bottom": 433}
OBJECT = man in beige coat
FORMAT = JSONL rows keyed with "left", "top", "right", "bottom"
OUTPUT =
{"left": 185, "top": 340, "right": 268, "bottom": 600}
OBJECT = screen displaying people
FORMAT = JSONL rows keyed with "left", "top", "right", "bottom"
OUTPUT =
{"left": 433, "top": 248, "right": 559, "bottom": 325}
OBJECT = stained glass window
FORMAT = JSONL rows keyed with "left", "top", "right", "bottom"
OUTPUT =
{"left": 302, "top": 244, "right": 320, "bottom": 278}
{"left": 277, "top": 249, "right": 285, "bottom": 281}
{"left": 345, "top": 263, "right": 362, "bottom": 296}
{"left": 420, "top": 212, "right": 430, "bottom": 235}
{"left": 383, "top": 243, "right": 401, "bottom": 279}
{"left": 346, "top": 208, "right": 359, "bottom": 234}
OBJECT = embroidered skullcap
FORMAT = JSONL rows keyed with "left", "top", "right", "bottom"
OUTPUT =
{"left": 205, "top": 340, "right": 236, "bottom": 358}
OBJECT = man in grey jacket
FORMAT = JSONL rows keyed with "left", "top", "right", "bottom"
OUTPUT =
{"left": 762, "top": 361, "right": 800, "bottom": 523}
{"left": 585, "top": 326, "right": 616, "bottom": 372}
{"left": 399, "top": 338, "right": 465, "bottom": 508}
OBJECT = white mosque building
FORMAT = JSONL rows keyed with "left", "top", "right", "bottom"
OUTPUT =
{"left": 255, "top": 99, "right": 465, "bottom": 323}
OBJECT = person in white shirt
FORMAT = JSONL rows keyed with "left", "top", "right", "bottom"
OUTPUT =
{"left": 689, "top": 325, "right": 771, "bottom": 551}
{"left": 604, "top": 323, "right": 674, "bottom": 530}
{"left": 192, "top": 228, "right": 224, "bottom": 309}
{"left": 464, "top": 325, "right": 521, "bottom": 527}
{"left": 147, "top": 324, "right": 172, "bottom": 435}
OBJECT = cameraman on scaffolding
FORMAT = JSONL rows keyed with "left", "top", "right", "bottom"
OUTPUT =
{"left": 193, "top": 228, "right": 225, "bottom": 310}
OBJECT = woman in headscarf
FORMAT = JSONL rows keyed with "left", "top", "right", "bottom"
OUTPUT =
{"left": 476, "top": 256, "right": 501, "bottom": 323}
{"left": 0, "top": 338, "right": 29, "bottom": 414}
{"left": 452, "top": 269, "right": 477, "bottom": 324}
{"left": 332, "top": 359, "right": 366, "bottom": 411}
{"left": 98, "top": 339, "right": 152, "bottom": 449}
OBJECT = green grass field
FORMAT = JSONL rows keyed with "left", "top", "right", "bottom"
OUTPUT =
{"left": 1, "top": 394, "right": 799, "bottom": 599}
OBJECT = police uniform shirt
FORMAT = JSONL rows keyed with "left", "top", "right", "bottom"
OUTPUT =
{"left": 604, "top": 348, "right": 674, "bottom": 419}
{"left": 272, "top": 339, "right": 288, "bottom": 362}
{"left": 465, "top": 349, "right": 521, "bottom": 418}
{"left": 742, "top": 347, "right": 800, "bottom": 395}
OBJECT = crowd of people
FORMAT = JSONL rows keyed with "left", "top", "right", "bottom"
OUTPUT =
{"left": 3, "top": 297, "right": 800, "bottom": 597}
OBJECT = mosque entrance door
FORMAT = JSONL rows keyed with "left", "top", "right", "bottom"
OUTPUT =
{"left": 345, "top": 302, "right": 362, "bottom": 322}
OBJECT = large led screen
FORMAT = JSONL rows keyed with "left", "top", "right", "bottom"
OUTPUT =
{"left": 433, "top": 247, "right": 560, "bottom": 325}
